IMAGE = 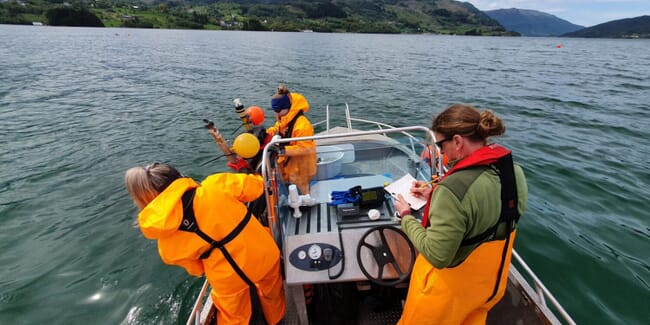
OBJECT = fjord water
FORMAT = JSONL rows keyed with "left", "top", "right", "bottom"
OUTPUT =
{"left": 1, "top": 25, "right": 648, "bottom": 324}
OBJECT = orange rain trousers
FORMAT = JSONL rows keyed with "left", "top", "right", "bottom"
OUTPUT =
{"left": 398, "top": 231, "right": 516, "bottom": 325}
{"left": 208, "top": 259, "right": 285, "bottom": 325}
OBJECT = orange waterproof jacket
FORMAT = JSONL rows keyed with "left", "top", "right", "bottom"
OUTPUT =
{"left": 267, "top": 92, "right": 317, "bottom": 193}
{"left": 138, "top": 173, "right": 284, "bottom": 324}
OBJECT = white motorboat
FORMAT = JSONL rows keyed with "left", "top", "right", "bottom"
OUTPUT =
{"left": 187, "top": 104, "right": 575, "bottom": 325}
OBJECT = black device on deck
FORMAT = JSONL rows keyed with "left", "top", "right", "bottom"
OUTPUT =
{"left": 337, "top": 203, "right": 360, "bottom": 217}
{"left": 350, "top": 186, "right": 385, "bottom": 208}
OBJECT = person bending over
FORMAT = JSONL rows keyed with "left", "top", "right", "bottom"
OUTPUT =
{"left": 125, "top": 163, "right": 285, "bottom": 325}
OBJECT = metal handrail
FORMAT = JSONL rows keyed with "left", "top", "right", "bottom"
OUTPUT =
{"left": 312, "top": 104, "right": 432, "bottom": 152}
{"left": 312, "top": 103, "right": 443, "bottom": 179}
{"left": 313, "top": 104, "right": 406, "bottom": 135}
{"left": 512, "top": 250, "right": 576, "bottom": 325}
{"left": 186, "top": 279, "right": 210, "bottom": 325}
{"left": 344, "top": 103, "right": 352, "bottom": 128}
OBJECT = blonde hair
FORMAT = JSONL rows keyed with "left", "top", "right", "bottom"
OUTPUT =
{"left": 432, "top": 104, "right": 505, "bottom": 143}
{"left": 125, "top": 163, "right": 181, "bottom": 210}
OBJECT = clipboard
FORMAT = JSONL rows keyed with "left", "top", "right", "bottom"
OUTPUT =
{"left": 384, "top": 173, "right": 427, "bottom": 210}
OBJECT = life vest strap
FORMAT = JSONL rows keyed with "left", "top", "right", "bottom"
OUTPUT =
{"left": 461, "top": 222, "right": 499, "bottom": 246}
{"left": 177, "top": 189, "right": 257, "bottom": 291}
{"left": 280, "top": 110, "right": 304, "bottom": 142}
{"left": 178, "top": 188, "right": 253, "bottom": 259}
{"left": 277, "top": 110, "right": 305, "bottom": 167}
{"left": 460, "top": 153, "right": 520, "bottom": 246}
{"left": 198, "top": 207, "right": 252, "bottom": 260}
{"left": 497, "top": 153, "right": 520, "bottom": 231}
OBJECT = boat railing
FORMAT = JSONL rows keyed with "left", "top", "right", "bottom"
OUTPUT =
{"left": 511, "top": 250, "right": 576, "bottom": 325}
{"left": 313, "top": 103, "right": 413, "bottom": 135}
{"left": 186, "top": 279, "right": 210, "bottom": 325}
{"left": 312, "top": 103, "right": 444, "bottom": 178}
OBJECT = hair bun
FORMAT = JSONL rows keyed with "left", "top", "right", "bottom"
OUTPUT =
{"left": 478, "top": 109, "right": 505, "bottom": 137}
{"left": 276, "top": 84, "right": 289, "bottom": 95}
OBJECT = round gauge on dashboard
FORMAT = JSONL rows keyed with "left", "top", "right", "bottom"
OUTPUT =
{"left": 308, "top": 244, "right": 322, "bottom": 260}
{"left": 297, "top": 250, "right": 307, "bottom": 260}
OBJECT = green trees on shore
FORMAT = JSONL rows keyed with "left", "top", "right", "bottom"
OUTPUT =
{"left": 0, "top": 0, "right": 512, "bottom": 35}
{"left": 46, "top": 8, "right": 103, "bottom": 27}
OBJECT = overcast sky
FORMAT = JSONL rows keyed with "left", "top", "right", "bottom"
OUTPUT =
{"left": 465, "top": 0, "right": 650, "bottom": 27}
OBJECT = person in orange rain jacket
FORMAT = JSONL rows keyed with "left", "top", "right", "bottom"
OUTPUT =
{"left": 266, "top": 84, "right": 317, "bottom": 195}
{"left": 125, "top": 163, "right": 285, "bottom": 324}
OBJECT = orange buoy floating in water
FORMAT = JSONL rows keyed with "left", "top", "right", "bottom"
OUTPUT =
{"left": 556, "top": 44, "right": 562, "bottom": 48}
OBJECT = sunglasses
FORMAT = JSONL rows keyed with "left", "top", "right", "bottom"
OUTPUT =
{"left": 434, "top": 137, "right": 452, "bottom": 148}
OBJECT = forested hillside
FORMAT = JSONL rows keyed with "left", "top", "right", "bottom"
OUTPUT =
{"left": 562, "top": 15, "right": 650, "bottom": 38}
{"left": 0, "top": 0, "right": 516, "bottom": 35}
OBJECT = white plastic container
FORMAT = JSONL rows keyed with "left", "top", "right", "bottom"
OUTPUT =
{"left": 316, "top": 150, "right": 344, "bottom": 179}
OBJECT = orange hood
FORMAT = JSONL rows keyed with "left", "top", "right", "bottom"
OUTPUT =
{"left": 138, "top": 178, "right": 198, "bottom": 239}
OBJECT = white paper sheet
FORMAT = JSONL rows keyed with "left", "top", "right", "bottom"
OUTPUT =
{"left": 384, "top": 173, "right": 427, "bottom": 210}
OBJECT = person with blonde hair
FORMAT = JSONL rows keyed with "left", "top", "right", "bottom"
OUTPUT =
{"left": 125, "top": 163, "right": 285, "bottom": 325}
{"left": 267, "top": 84, "right": 317, "bottom": 195}
{"left": 394, "top": 104, "right": 528, "bottom": 324}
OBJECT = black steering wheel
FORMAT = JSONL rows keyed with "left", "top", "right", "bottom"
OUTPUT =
{"left": 356, "top": 225, "right": 416, "bottom": 286}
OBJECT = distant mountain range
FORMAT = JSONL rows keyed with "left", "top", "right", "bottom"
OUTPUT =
{"left": 562, "top": 15, "right": 650, "bottom": 38}
{"left": 485, "top": 8, "right": 583, "bottom": 36}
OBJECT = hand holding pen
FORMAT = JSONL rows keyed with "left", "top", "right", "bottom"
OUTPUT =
{"left": 410, "top": 176, "right": 437, "bottom": 199}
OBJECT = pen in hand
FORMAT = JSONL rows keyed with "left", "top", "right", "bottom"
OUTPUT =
{"left": 417, "top": 176, "right": 439, "bottom": 189}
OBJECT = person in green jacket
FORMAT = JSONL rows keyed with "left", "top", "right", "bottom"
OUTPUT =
{"left": 394, "top": 103, "right": 528, "bottom": 324}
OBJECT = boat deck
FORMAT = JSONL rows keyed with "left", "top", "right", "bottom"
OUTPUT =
{"left": 201, "top": 273, "right": 553, "bottom": 325}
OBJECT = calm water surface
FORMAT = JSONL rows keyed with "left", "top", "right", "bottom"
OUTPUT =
{"left": 1, "top": 25, "right": 649, "bottom": 324}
